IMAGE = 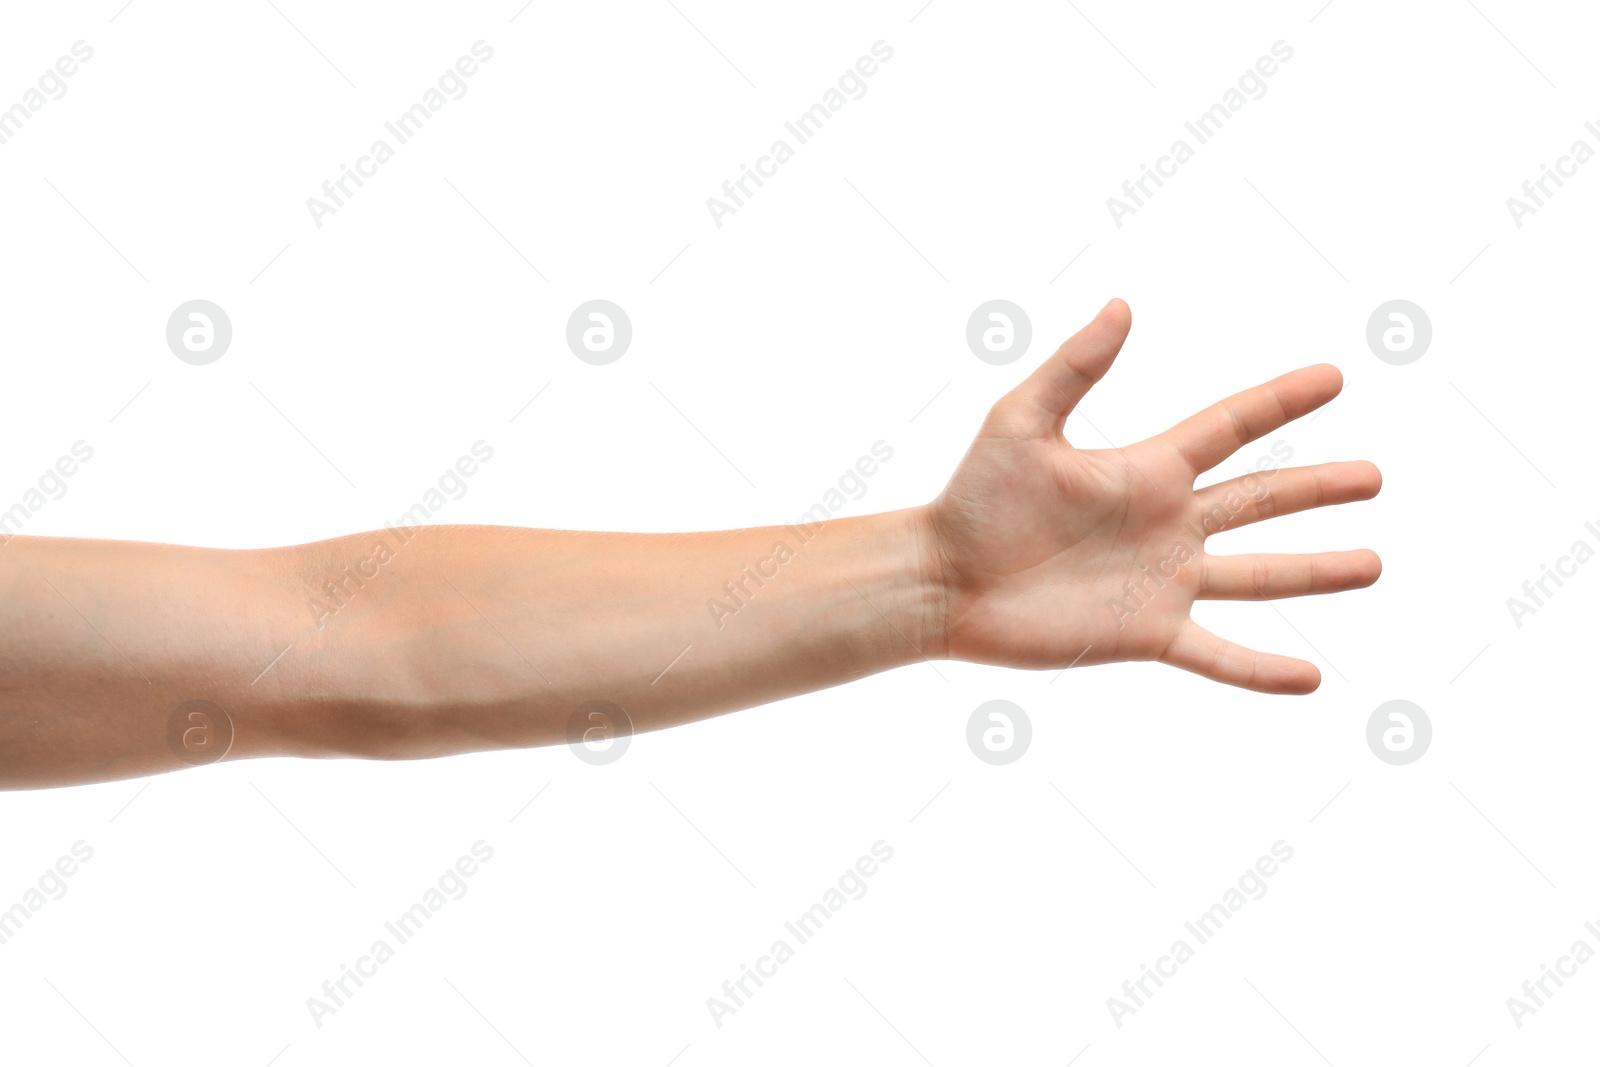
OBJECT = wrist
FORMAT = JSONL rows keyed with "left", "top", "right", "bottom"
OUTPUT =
{"left": 821, "top": 509, "right": 949, "bottom": 669}
{"left": 902, "top": 505, "right": 951, "bottom": 662}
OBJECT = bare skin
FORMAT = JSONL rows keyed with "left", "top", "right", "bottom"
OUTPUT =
{"left": 0, "top": 299, "right": 1380, "bottom": 790}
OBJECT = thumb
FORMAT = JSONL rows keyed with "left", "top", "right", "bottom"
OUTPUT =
{"left": 990, "top": 298, "right": 1131, "bottom": 439}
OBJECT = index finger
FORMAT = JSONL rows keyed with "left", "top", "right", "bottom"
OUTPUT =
{"left": 1163, "top": 364, "right": 1343, "bottom": 474}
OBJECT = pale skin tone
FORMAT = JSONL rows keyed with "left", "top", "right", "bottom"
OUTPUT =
{"left": 0, "top": 299, "right": 1381, "bottom": 790}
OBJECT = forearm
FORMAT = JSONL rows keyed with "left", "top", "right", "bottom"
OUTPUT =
{"left": 0, "top": 511, "right": 945, "bottom": 788}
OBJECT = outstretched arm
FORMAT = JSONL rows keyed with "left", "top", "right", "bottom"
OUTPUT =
{"left": 0, "top": 299, "right": 1380, "bottom": 789}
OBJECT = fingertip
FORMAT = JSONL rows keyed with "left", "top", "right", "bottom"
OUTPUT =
{"left": 1258, "top": 654, "right": 1321, "bottom": 695}
{"left": 1280, "top": 658, "right": 1321, "bottom": 694}
{"left": 1085, "top": 298, "right": 1132, "bottom": 353}
{"left": 1358, "top": 548, "right": 1382, "bottom": 585}
{"left": 1314, "top": 362, "right": 1344, "bottom": 395}
{"left": 1272, "top": 363, "right": 1343, "bottom": 421}
{"left": 1100, "top": 297, "right": 1132, "bottom": 330}
{"left": 1321, "top": 548, "right": 1383, "bottom": 591}
{"left": 1359, "top": 460, "right": 1383, "bottom": 496}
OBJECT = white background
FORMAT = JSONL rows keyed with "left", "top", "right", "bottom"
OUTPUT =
{"left": 1, "top": 1, "right": 1596, "bottom": 1063}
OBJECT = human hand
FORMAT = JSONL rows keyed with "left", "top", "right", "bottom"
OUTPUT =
{"left": 920, "top": 299, "right": 1381, "bottom": 693}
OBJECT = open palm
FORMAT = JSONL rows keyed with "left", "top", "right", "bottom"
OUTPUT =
{"left": 925, "top": 299, "right": 1382, "bottom": 694}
